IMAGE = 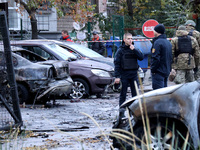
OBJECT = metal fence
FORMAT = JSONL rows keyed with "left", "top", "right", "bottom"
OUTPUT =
{"left": 0, "top": 11, "right": 22, "bottom": 131}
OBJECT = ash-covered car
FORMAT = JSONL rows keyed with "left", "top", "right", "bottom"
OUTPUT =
{"left": 111, "top": 80, "right": 200, "bottom": 149}
{"left": 0, "top": 46, "right": 73, "bottom": 104}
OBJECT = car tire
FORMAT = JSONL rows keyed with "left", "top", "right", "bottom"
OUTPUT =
{"left": 17, "top": 83, "right": 29, "bottom": 104}
{"left": 131, "top": 118, "right": 192, "bottom": 150}
{"left": 70, "top": 78, "right": 90, "bottom": 99}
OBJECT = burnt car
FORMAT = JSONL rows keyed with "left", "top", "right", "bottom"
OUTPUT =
{"left": 111, "top": 80, "right": 200, "bottom": 149}
{"left": 10, "top": 40, "right": 114, "bottom": 99}
{"left": 0, "top": 46, "right": 73, "bottom": 104}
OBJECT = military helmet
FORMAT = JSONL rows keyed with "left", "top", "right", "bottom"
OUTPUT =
{"left": 185, "top": 20, "right": 196, "bottom": 27}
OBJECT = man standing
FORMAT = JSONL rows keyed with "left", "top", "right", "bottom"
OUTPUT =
{"left": 185, "top": 20, "right": 200, "bottom": 80}
{"left": 60, "top": 30, "right": 73, "bottom": 42}
{"left": 114, "top": 32, "right": 143, "bottom": 116}
{"left": 171, "top": 25, "right": 199, "bottom": 84}
{"left": 151, "top": 24, "right": 172, "bottom": 90}
{"left": 91, "top": 31, "right": 105, "bottom": 55}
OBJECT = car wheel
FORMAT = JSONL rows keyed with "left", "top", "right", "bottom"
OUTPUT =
{"left": 132, "top": 118, "right": 192, "bottom": 150}
{"left": 70, "top": 78, "right": 89, "bottom": 99}
{"left": 17, "top": 83, "right": 29, "bottom": 104}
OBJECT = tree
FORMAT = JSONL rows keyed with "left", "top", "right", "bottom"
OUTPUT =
{"left": 15, "top": 0, "right": 95, "bottom": 39}
{"left": 107, "top": 0, "right": 194, "bottom": 36}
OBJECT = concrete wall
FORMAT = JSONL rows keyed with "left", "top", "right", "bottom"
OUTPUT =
{"left": 57, "top": 16, "right": 74, "bottom": 32}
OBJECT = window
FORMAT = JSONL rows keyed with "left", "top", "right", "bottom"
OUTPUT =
{"left": 22, "top": 46, "right": 51, "bottom": 59}
{"left": 8, "top": 1, "right": 20, "bottom": 30}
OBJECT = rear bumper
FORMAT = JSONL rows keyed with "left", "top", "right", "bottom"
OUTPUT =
{"left": 37, "top": 76, "right": 73, "bottom": 100}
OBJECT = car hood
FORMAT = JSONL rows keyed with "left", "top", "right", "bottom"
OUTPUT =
{"left": 69, "top": 59, "right": 114, "bottom": 71}
{"left": 90, "top": 57, "right": 114, "bottom": 67}
{"left": 121, "top": 83, "right": 183, "bottom": 107}
{"left": 37, "top": 60, "right": 69, "bottom": 79}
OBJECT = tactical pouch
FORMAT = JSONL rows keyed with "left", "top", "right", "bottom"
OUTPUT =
{"left": 122, "top": 53, "right": 138, "bottom": 70}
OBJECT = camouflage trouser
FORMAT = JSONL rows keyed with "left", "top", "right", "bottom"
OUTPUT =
{"left": 194, "top": 66, "right": 200, "bottom": 80}
{"left": 174, "top": 69, "right": 194, "bottom": 84}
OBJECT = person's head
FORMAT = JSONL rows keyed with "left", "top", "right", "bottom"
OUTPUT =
{"left": 153, "top": 24, "right": 165, "bottom": 37}
{"left": 178, "top": 25, "right": 186, "bottom": 30}
{"left": 123, "top": 32, "right": 133, "bottom": 46}
{"left": 62, "top": 30, "right": 68, "bottom": 37}
{"left": 185, "top": 20, "right": 196, "bottom": 27}
{"left": 92, "top": 31, "right": 99, "bottom": 39}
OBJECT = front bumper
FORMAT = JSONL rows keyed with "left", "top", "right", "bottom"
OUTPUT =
{"left": 89, "top": 76, "right": 113, "bottom": 94}
{"left": 37, "top": 76, "right": 73, "bottom": 100}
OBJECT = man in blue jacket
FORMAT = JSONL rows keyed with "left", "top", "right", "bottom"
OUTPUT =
{"left": 114, "top": 32, "right": 144, "bottom": 117}
{"left": 151, "top": 24, "right": 172, "bottom": 90}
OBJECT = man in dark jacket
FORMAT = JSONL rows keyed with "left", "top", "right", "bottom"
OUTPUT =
{"left": 151, "top": 24, "right": 172, "bottom": 90}
{"left": 91, "top": 31, "right": 105, "bottom": 55}
{"left": 114, "top": 32, "right": 144, "bottom": 116}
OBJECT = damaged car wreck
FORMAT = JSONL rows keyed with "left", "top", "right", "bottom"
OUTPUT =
{"left": 0, "top": 46, "right": 73, "bottom": 104}
{"left": 111, "top": 80, "right": 200, "bottom": 150}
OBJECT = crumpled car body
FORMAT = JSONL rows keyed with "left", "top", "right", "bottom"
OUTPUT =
{"left": 0, "top": 47, "right": 73, "bottom": 104}
{"left": 112, "top": 80, "right": 200, "bottom": 149}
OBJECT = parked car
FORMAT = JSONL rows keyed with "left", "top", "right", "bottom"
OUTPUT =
{"left": 0, "top": 46, "right": 73, "bottom": 104}
{"left": 51, "top": 40, "right": 115, "bottom": 67}
{"left": 52, "top": 40, "right": 144, "bottom": 80}
{"left": 111, "top": 80, "right": 200, "bottom": 149}
{"left": 10, "top": 40, "right": 114, "bottom": 99}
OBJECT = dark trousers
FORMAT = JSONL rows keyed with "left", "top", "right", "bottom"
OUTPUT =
{"left": 119, "top": 77, "right": 138, "bottom": 107}
{"left": 152, "top": 73, "right": 168, "bottom": 90}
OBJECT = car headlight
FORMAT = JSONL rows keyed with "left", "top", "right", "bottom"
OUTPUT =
{"left": 91, "top": 69, "right": 111, "bottom": 77}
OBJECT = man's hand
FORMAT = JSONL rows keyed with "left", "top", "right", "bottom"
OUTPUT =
{"left": 114, "top": 78, "right": 120, "bottom": 84}
{"left": 130, "top": 44, "right": 135, "bottom": 50}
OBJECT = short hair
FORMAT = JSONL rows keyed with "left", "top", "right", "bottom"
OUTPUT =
{"left": 62, "top": 30, "right": 68, "bottom": 34}
{"left": 123, "top": 32, "right": 132, "bottom": 39}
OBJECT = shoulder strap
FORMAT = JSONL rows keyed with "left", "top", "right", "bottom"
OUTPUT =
{"left": 188, "top": 29, "right": 194, "bottom": 36}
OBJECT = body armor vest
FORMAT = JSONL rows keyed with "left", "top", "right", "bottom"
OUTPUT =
{"left": 122, "top": 53, "right": 138, "bottom": 70}
{"left": 175, "top": 36, "right": 193, "bottom": 57}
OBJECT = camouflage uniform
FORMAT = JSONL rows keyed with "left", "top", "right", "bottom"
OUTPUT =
{"left": 186, "top": 25, "right": 200, "bottom": 80}
{"left": 171, "top": 29, "right": 200, "bottom": 84}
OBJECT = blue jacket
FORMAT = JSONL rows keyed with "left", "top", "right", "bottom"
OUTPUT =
{"left": 151, "top": 34, "right": 172, "bottom": 77}
{"left": 114, "top": 42, "right": 144, "bottom": 78}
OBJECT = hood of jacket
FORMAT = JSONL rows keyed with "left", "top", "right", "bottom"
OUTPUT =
{"left": 176, "top": 30, "right": 189, "bottom": 37}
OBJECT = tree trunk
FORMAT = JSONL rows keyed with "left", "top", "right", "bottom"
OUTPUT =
{"left": 30, "top": 13, "right": 38, "bottom": 39}
{"left": 126, "top": 0, "right": 133, "bottom": 19}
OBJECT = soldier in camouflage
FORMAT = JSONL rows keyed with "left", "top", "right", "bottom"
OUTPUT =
{"left": 171, "top": 25, "right": 200, "bottom": 84}
{"left": 185, "top": 20, "right": 200, "bottom": 80}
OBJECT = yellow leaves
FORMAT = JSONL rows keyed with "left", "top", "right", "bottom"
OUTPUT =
{"left": 38, "top": 11, "right": 43, "bottom": 15}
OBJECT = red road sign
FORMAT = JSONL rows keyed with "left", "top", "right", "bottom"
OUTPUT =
{"left": 142, "top": 20, "right": 159, "bottom": 38}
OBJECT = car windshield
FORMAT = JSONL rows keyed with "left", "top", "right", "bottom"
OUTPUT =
{"left": 45, "top": 43, "right": 77, "bottom": 60}
{"left": 68, "top": 44, "right": 104, "bottom": 58}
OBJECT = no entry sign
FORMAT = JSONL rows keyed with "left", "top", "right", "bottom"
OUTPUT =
{"left": 142, "top": 19, "right": 159, "bottom": 38}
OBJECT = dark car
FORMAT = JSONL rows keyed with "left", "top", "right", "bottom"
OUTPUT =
{"left": 0, "top": 46, "right": 73, "bottom": 104}
{"left": 111, "top": 80, "right": 200, "bottom": 149}
{"left": 11, "top": 40, "right": 114, "bottom": 99}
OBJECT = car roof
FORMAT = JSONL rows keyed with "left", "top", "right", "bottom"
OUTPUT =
{"left": 10, "top": 40, "right": 55, "bottom": 45}
{"left": 0, "top": 44, "right": 26, "bottom": 51}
